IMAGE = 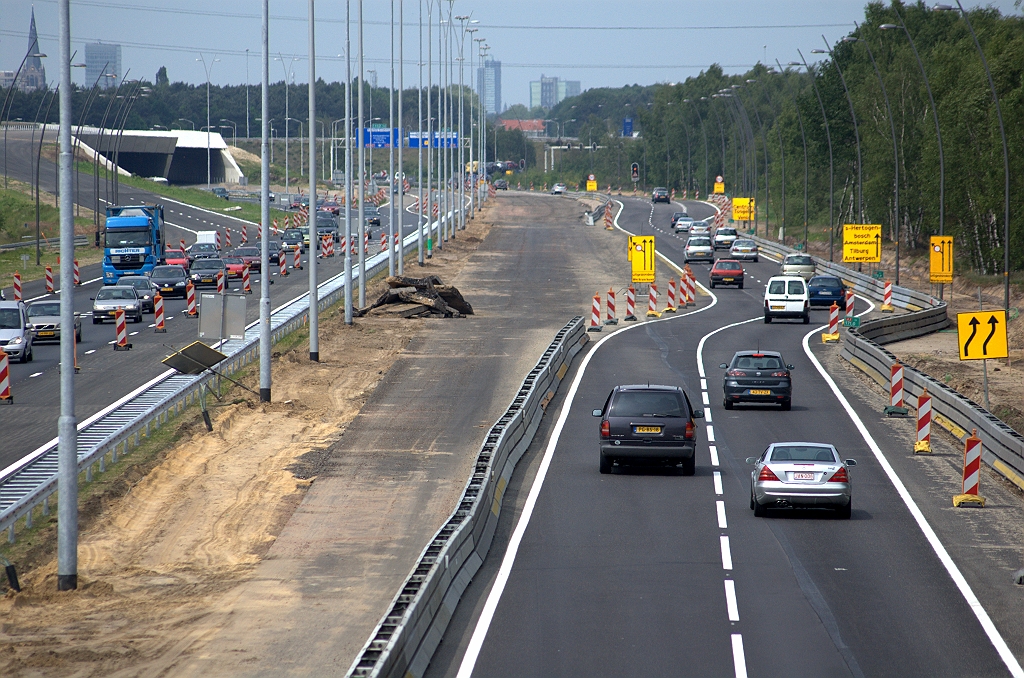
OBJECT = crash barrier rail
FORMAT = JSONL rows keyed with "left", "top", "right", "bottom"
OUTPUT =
{"left": 0, "top": 211, "right": 457, "bottom": 543}
{"left": 346, "top": 316, "right": 587, "bottom": 678}
{"left": 748, "top": 232, "right": 1024, "bottom": 490}
{"left": 582, "top": 192, "right": 612, "bottom": 226}
{"left": 0, "top": 236, "right": 88, "bottom": 253}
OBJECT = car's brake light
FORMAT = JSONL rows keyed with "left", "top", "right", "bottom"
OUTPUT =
{"left": 771, "top": 371, "right": 788, "bottom": 377}
{"left": 828, "top": 467, "right": 849, "bottom": 483}
{"left": 685, "top": 421, "right": 695, "bottom": 439}
{"left": 727, "top": 370, "right": 745, "bottom": 377}
{"left": 600, "top": 420, "right": 610, "bottom": 438}
{"left": 758, "top": 466, "right": 780, "bottom": 481}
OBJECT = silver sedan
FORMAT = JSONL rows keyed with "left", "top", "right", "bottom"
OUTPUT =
{"left": 747, "top": 442, "right": 856, "bottom": 519}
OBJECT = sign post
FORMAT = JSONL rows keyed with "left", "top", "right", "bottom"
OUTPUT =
{"left": 957, "top": 308, "right": 1007, "bottom": 412}
{"left": 628, "top": 235, "right": 655, "bottom": 284}
{"left": 842, "top": 224, "right": 882, "bottom": 264}
{"left": 586, "top": 173, "right": 598, "bottom": 192}
{"left": 713, "top": 175, "right": 725, "bottom": 195}
{"left": 929, "top": 235, "right": 953, "bottom": 285}
{"left": 731, "top": 197, "right": 753, "bottom": 222}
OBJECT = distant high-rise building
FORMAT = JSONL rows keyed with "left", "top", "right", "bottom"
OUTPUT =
{"left": 477, "top": 59, "right": 501, "bottom": 115}
{"left": 529, "top": 75, "right": 581, "bottom": 109}
{"left": 85, "top": 43, "right": 122, "bottom": 89}
{"left": 17, "top": 8, "right": 46, "bottom": 92}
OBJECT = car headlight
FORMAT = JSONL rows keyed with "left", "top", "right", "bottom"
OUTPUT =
{"left": 9, "top": 336, "right": 24, "bottom": 345}
{"left": 126, "top": 304, "right": 138, "bottom": 310}
{"left": 176, "top": 281, "right": 186, "bottom": 286}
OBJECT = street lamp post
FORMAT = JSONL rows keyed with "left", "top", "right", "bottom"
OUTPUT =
{"left": 796, "top": 52, "right": 835, "bottom": 261}
{"left": 259, "top": 0, "right": 272, "bottom": 401}
{"left": 683, "top": 98, "right": 709, "bottom": 198}
{"left": 776, "top": 59, "right": 808, "bottom": 248}
{"left": 276, "top": 55, "right": 300, "bottom": 198}
{"left": 220, "top": 118, "right": 237, "bottom": 146}
{"left": 345, "top": 0, "right": 354, "bottom": 323}
{"left": 812, "top": 41, "right": 863, "bottom": 226}
{"left": 196, "top": 54, "right": 220, "bottom": 190}
{"left": 245, "top": 48, "right": 250, "bottom": 140}
{"left": 2, "top": 50, "right": 47, "bottom": 190}
{"left": 417, "top": 0, "right": 424, "bottom": 266}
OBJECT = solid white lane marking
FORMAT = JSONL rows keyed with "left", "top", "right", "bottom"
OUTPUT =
{"left": 709, "top": 445, "right": 720, "bottom": 466}
{"left": 84, "top": 349, "right": 96, "bottom": 355}
{"left": 720, "top": 535, "right": 733, "bottom": 570}
{"left": 707, "top": 425, "right": 715, "bottom": 442}
{"left": 713, "top": 471, "right": 723, "bottom": 495}
{"left": 29, "top": 372, "right": 42, "bottom": 378}
{"left": 717, "top": 500, "right": 728, "bottom": 529}
{"left": 801, "top": 303, "right": 1024, "bottom": 678}
{"left": 702, "top": 391, "right": 710, "bottom": 405}
{"left": 731, "top": 634, "right": 748, "bottom": 678}
{"left": 704, "top": 407, "right": 712, "bottom": 423}
{"left": 724, "top": 579, "right": 739, "bottom": 621}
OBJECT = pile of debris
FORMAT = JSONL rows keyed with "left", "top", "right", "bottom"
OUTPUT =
{"left": 357, "top": 275, "right": 474, "bottom": 319}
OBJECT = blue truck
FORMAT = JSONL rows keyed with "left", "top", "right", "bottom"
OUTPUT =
{"left": 102, "top": 204, "right": 166, "bottom": 285}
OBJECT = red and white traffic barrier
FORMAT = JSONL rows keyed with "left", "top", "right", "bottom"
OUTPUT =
{"left": 215, "top": 230, "right": 222, "bottom": 250}
{"left": 890, "top": 362, "right": 904, "bottom": 408}
{"left": 45, "top": 266, "right": 54, "bottom": 293}
{"left": 604, "top": 206, "right": 613, "bottom": 230}
{"left": 242, "top": 265, "right": 252, "bottom": 294}
{"left": 845, "top": 289, "right": 855, "bottom": 317}
{"left": 280, "top": 252, "right": 288, "bottom": 276}
{"left": 881, "top": 280, "right": 894, "bottom": 312}
{"left": 216, "top": 270, "right": 225, "bottom": 294}
{"left": 684, "top": 271, "right": 696, "bottom": 306}
{"left": 225, "top": 229, "right": 232, "bottom": 248}
{"left": 186, "top": 283, "right": 198, "bottom": 317}
{"left": 665, "top": 277, "right": 677, "bottom": 313}
{"left": 272, "top": 219, "right": 279, "bottom": 236}
{"left": 647, "top": 283, "right": 660, "bottom": 318}
{"left": 380, "top": 233, "right": 388, "bottom": 253}
{"left": 294, "top": 247, "right": 302, "bottom": 270}
{"left": 588, "top": 293, "right": 603, "bottom": 332}
{"left": 915, "top": 389, "right": 932, "bottom": 453}
{"left": 823, "top": 302, "right": 840, "bottom": 343}
{"left": 954, "top": 430, "right": 986, "bottom": 507}
{"left": 154, "top": 294, "right": 166, "bottom": 333}
{"left": 605, "top": 288, "right": 617, "bottom": 324}
{"left": 0, "top": 349, "right": 11, "bottom": 403}
{"left": 625, "top": 285, "right": 637, "bottom": 321}
{"left": 241, "top": 228, "right": 248, "bottom": 245}
{"left": 12, "top": 272, "right": 21, "bottom": 301}
{"left": 73, "top": 259, "right": 80, "bottom": 286}
{"left": 114, "top": 308, "right": 131, "bottom": 350}
{"left": 180, "top": 238, "right": 187, "bottom": 253}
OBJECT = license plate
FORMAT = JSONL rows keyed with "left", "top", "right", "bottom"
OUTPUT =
{"left": 749, "top": 389, "right": 771, "bottom": 395}
{"left": 794, "top": 472, "right": 815, "bottom": 480}
{"left": 162, "top": 287, "right": 174, "bottom": 292}
{"left": 38, "top": 331, "right": 55, "bottom": 337}
{"left": 771, "top": 305, "right": 785, "bottom": 310}
{"left": 723, "top": 278, "right": 734, "bottom": 282}
{"left": 202, "top": 278, "right": 213, "bottom": 283}
{"left": 633, "top": 426, "right": 662, "bottom": 434}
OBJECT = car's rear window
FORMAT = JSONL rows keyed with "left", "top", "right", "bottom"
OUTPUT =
{"left": 97, "top": 288, "right": 135, "bottom": 300}
{"left": 716, "top": 261, "right": 742, "bottom": 271}
{"left": 788, "top": 280, "right": 805, "bottom": 295}
{"left": 733, "top": 355, "right": 783, "bottom": 370}
{"left": 609, "top": 391, "right": 686, "bottom": 418}
{"left": 688, "top": 238, "right": 711, "bottom": 247}
{"left": 152, "top": 266, "right": 184, "bottom": 276}
{"left": 786, "top": 255, "right": 813, "bottom": 266}
{"left": 810, "top": 277, "right": 842, "bottom": 288}
{"left": 733, "top": 240, "right": 755, "bottom": 247}
{"left": 769, "top": 446, "right": 837, "bottom": 463}
{"left": 768, "top": 280, "right": 786, "bottom": 294}
{"left": 28, "top": 303, "right": 60, "bottom": 316}
{"left": 718, "top": 228, "right": 737, "bottom": 236}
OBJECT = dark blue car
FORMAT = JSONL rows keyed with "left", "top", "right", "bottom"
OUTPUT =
{"left": 807, "top": 275, "right": 846, "bottom": 307}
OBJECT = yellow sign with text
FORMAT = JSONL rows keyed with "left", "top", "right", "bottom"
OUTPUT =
{"left": 628, "top": 235, "right": 656, "bottom": 283}
{"left": 842, "top": 224, "right": 882, "bottom": 263}
{"left": 930, "top": 235, "right": 953, "bottom": 283}
{"left": 713, "top": 181, "right": 725, "bottom": 194}
{"left": 957, "top": 310, "right": 1007, "bottom": 360}
{"left": 586, "top": 180, "right": 598, "bottom": 192}
{"left": 732, "top": 197, "right": 754, "bottom": 221}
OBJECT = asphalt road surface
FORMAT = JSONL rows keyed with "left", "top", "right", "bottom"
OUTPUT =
{"left": 423, "top": 196, "right": 1023, "bottom": 678}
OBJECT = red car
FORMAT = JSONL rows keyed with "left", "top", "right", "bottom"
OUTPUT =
{"left": 709, "top": 259, "right": 745, "bottom": 289}
{"left": 164, "top": 248, "right": 189, "bottom": 267}
{"left": 322, "top": 200, "right": 341, "bottom": 215}
{"left": 231, "top": 246, "right": 262, "bottom": 272}
{"left": 221, "top": 256, "right": 247, "bottom": 279}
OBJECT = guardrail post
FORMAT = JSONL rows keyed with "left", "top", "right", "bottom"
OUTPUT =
{"left": 42, "top": 496, "right": 49, "bottom": 516}
{"left": 85, "top": 463, "right": 93, "bottom": 483}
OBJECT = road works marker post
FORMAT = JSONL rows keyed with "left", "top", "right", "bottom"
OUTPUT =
{"left": 242, "top": 265, "right": 252, "bottom": 294}
{"left": 845, "top": 289, "right": 855, "bottom": 317}
{"left": 225, "top": 229, "right": 232, "bottom": 249}
{"left": 884, "top": 362, "right": 909, "bottom": 416}
{"left": 380, "top": 233, "right": 387, "bottom": 253}
{"left": 665, "top": 278, "right": 677, "bottom": 313}
{"left": 293, "top": 247, "right": 302, "bottom": 270}
{"left": 822, "top": 303, "right": 841, "bottom": 343}
{"left": 605, "top": 288, "right": 618, "bottom": 325}
{"left": 180, "top": 238, "right": 187, "bottom": 253}
{"left": 154, "top": 294, "right": 166, "bottom": 333}
{"left": 280, "top": 253, "right": 288, "bottom": 276}
{"left": 241, "top": 228, "right": 248, "bottom": 245}
{"left": 0, "top": 349, "right": 11, "bottom": 403}
{"left": 684, "top": 269, "right": 696, "bottom": 306}
{"left": 588, "top": 294, "right": 603, "bottom": 333}
{"left": 73, "top": 259, "right": 80, "bottom": 286}
{"left": 215, "top": 230, "right": 222, "bottom": 249}
{"left": 186, "top": 283, "right": 198, "bottom": 317}
{"left": 881, "top": 281, "right": 894, "bottom": 312}
{"left": 45, "top": 266, "right": 54, "bottom": 293}
{"left": 625, "top": 285, "right": 637, "bottom": 321}
{"left": 113, "top": 309, "right": 131, "bottom": 350}
{"left": 647, "top": 283, "right": 661, "bottom": 318}
{"left": 953, "top": 430, "right": 986, "bottom": 507}
{"left": 914, "top": 388, "right": 932, "bottom": 453}
{"left": 12, "top": 273, "right": 21, "bottom": 301}
{"left": 216, "top": 270, "right": 225, "bottom": 294}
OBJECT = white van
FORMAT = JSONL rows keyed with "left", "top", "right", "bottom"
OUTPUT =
{"left": 195, "top": 230, "right": 220, "bottom": 248}
{"left": 763, "top": 276, "right": 810, "bottom": 324}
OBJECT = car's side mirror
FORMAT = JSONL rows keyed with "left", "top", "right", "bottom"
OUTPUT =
{"left": 845, "top": 459, "right": 857, "bottom": 466}
{"left": 693, "top": 409, "right": 705, "bottom": 419}
{"left": 89, "top": 297, "right": 95, "bottom": 301}
{"left": 592, "top": 409, "right": 602, "bottom": 417}
{"left": 719, "top": 363, "right": 728, "bottom": 369}
{"left": 745, "top": 457, "right": 757, "bottom": 465}
{"left": 787, "top": 364, "right": 794, "bottom": 370}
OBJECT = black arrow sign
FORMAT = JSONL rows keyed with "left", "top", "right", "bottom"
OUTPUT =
{"left": 875, "top": 233, "right": 881, "bottom": 259}
{"left": 964, "top": 316, "right": 979, "bottom": 357}
{"left": 983, "top": 315, "right": 1000, "bottom": 356}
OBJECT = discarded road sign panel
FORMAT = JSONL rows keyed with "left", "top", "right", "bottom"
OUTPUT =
{"left": 843, "top": 224, "right": 882, "bottom": 263}
{"left": 957, "top": 310, "right": 1008, "bottom": 360}
{"left": 628, "top": 235, "right": 655, "bottom": 284}
{"left": 930, "top": 235, "right": 953, "bottom": 284}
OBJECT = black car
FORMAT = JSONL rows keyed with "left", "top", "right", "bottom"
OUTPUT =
{"left": 593, "top": 384, "right": 704, "bottom": 475}
{"left": 493, "top": 179, "right": 508, "bottom": 190}
{"left": 282, "top": 229, "right": 305, "bottom": 254}
{"left": 267, "top": 240, "right": 282, "bottom": 265}
{"left": 652, "top": 187, "right": 670, "bottom": 203}
{"left": 189, "top": 258, "right": 227, "bottom": 288}
{"left": 720, "top": 351, "right": 794, "bottom": 411}
{"left": 188, "top": 242, "right": 220, "bottom": 260}
{"left": 115, "top": 276, "right": 159, "bottom": 313}
{"left": 807, "top": 275, "right": 846, "bottom": 308}
{"left": 149, "top": 265, "right": 189, "bottom": 298}
{"left": 365, "top": 206, "right": 381, "bottom": 227}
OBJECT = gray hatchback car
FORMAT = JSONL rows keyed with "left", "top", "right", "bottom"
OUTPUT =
{"left": 747, "top": 442, "right": 856, "bottom": 518}
{"left": 0, "top": 300, "right": 33, "bottom": 362}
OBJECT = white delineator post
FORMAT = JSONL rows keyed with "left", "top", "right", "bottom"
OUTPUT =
{"left": 914, "top": 388, "right": 932, "bottom": 453}
{"left": 587, "top": 293, "right": 602, "bottom": 332}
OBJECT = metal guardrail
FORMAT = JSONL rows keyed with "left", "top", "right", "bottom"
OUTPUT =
{"left": 0, "top": 214, "right": 455, "bottom": 542}
{"left": 346, "top": 316, "right": 586, "bottom": 678}
{"left": 0, "top": 236, "right": 88, "bottom": 252}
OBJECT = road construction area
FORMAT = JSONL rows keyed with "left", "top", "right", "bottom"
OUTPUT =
{"left": 0, "top": 191, "right": 656, "bottom": 676}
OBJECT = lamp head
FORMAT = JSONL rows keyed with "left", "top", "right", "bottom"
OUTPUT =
{"left": 880, "top": 23, "right": 898, "bottom": 29}
{"left": 810, "top": 48, "right": 828, "bottom": 54}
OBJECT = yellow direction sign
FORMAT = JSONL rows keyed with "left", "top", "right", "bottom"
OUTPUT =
{"left": 628, "top": 235, "right": 656, "bottom": 283}
{"left": 930, "top": 235, "right": 953, "bottom": 283}
{"left": 732, "top": 197, "right": 754, "bottom": 221}
{"left": 713, "top": 181, "right": 725, "bottom": 194}
{"left": 957, "top": 310, "right": 1008, "bottom": 360}
{"left": 586, "top": 180, "right": 598, "bottom": 192}
{"left": 842, "top": 224, "right": 882, "bottom": 263}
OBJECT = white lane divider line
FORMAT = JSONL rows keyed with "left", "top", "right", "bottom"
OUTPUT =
{"left": 724, "top": 579, "right": 739, "bottom": 621}
{"left": 731, "top": 634, "right": 748, "bottom": 678}
{"left": 709, "top": 445, "right": 720, "bottom": 467}
{"left": 701, "top": 378, "right": 707, "bottom": 390}
{"left": 713, "top": 471, "right": 723, "bottom": 495}
{"left": 128, "top": 331, "right": 139, "bottom": 336}
{"left": 702, "top": 391, "right": 710, "bottom": 406}
{"left": 29, "top": 372, "right": 43, "bottom": 378}
{"left": 707, "top": 424, "right": 715, "bottom": 442}
{"left": 84, "top": 349, "right": 96, "bottom": 355}
{"left": 704, "top": 407, "right": 713, "bottom": 423}
{"left": 720, "top": 535, "right": 733, "bottom": 570}
{"left": 107, "top": 340, "right": 116, "bottom": 345}
{"left": 147, "top": 323, "right": 156, "bottom": 328}
{"left": 717, "top": 500, "right": 728, "bottom": 529}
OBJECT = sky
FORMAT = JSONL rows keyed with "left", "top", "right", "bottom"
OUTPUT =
{"left": 2, "top": 0, "right": 1020, "bottom": 110}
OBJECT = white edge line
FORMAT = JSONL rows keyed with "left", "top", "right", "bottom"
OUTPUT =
{"left": 801, "top": 307, "right": 1024, "bottom": 678}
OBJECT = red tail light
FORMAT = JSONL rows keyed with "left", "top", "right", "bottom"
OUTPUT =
{"left": 685, "top": 421, "right": 694, "bottom": 439}
{"left": 727, "top": 370, "right": 745, "bottom": 377}
{"left": 600, "top": 420, "right": 610, "bottom": 438}
{"left": 828, "top": 467, "right": 849, "bottom": 483}
{"left": 770, "top": 371, "right": 789, "bottom": 377}
{"left": 758, "top": 466, "right": 779, "bottom": 481}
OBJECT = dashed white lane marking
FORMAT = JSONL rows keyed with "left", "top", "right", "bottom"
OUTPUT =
{"left": 713, "top": 471, "right": 723, "bottom": 495}
{"left": 731, "top": 634, "right": 748, "bottom": 678}
{"left": 128, "top": 331, "right": 139, "bottom": 336}
{"left": 29, "top": 372, "right": 43, "bottom": 378}
{"left": 704, "top": 407, "right": 713, "bottom": 423}
{"left": 84, "top": 349, "right": 96, "bottom": 355}
{"left": 709, "top": 445, "right": 720, "bottom": 466}
{"left": 717, "top": 500, "right": 728, "bottom": 529}
{"left": 720, "top": 535, "right": 733, "bottom": 570}
{"left": 700, "top": 378, "right": 707, "bottom": 390}
{"left": 707, "top": 425, "right": 715, "bottom": 442}
{"left": 724, "top": 580, "right": 739, "bottom": 621}
{"left": 702, "top": 391, "right": 710, "bottom": 406}
{"left": 147, "top": 323, "right": 156, "bottom": 328}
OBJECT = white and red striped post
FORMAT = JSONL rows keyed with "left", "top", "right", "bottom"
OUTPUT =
{"left": 241, "top": 228, "right": 248, "bottom": 245}
{"left": 225, "top": 229, "right": 232, "bottom": 249}
{"left": 242, "top": 265, "right": 252, "bottom": 294}
{"left": 625, "top": 285, "right": 637, "bottom": 321}
{"left": 380, "top": 233, "right": 387, "bottom": 253}
{"left": 588, "top": 293, "right": 603, "bottom": 332}
{"left": 605, "top": 288, "right": 617, "bottom": 325}
{"left": 845, "top": 289, "right": 855, "bottom": 317}
{"left": 915, "top": 388, "right": 932, "bottom": 453}
{"left": 890, "top": 362, "right": 904, "bottom": 408}
{"left": 180, "top": 238, "right": 187, "bottom": 254}
{"left": 685, "top": 271, "right": 696, "bottom": 306}
{"left": 186, "top": 283, "right": 198, "bottom": 317}
{"left": 280, "top": 252, "right": 288, "bottom": 276}
{"left": 881, "top": 280, "right": 894, "bottom": 312}
{"left": 114, "top": 308, "right": 131, "bottom": 350}
{"left": 0, "top": 349, "right": 11, "bottom": 403}
{"left": 154, "top": 294, "right": 166, "bottom": 333}
{"left": 12, "top": 272, "right": 21, "bottom": 301}
{"left": 828, "top": 303, "right": 839, "bottom": 334}
{"left": 73, "top": 259, "right": 80, "bottom": 286}
{"left": 665, "top": 277, "right": 677, "bottom": 313}
{"left": 215, "top": 230, "right": 222, "bottom": 250}
{"left": 294, "top": 247, "right": 302, "bottom": 270}
{"left": 954, "top": 430, "right": 986, "bottom": 507}
{"left": 604, "top": 206, "right": 613, "bottom": 230}
{"left": 216, "top": 270, "right": 225, "bottom": 294}
{"left": 395, "top": 232, "right": 400, "bottom": 249}
{"left": 364, "top": 232, "right": 370, "bottom": 253}
{"left": 272, "top": 219, "right": 279, "bottom": 236}
{"left": 45, "top": 265, "right": 54, "bottom": 293}
{"left": 647, "top": 283, "right": 661, "bottom": 318}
